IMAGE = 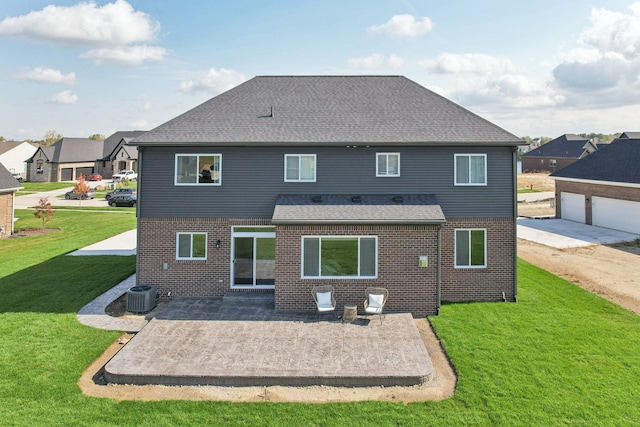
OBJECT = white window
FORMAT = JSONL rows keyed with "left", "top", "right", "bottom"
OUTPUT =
{"left": 302, "top": 236, "right": 377, "bottom": 279}
{"left": 454, "top": 154, "right": 486, "bottom": 185}
{"left": 176, "top": 232, "right": 207, "bottom": 260}
{"left": 455, "top": 229, "right": 486, "bottom": 268}
{"left": 376, "top": 153, "right": 400, "bottom": 177}
{"left": 285, "top": 154, "right": 316, "bottom": 182}
{"left": 175, "top": 154, "right": 221, "bottom": 185}
{"left": 549, "top": 159, "right": 557, "bottom": 167}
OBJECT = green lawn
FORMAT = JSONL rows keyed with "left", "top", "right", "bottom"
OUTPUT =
{"left": 517, "top": 188, "right": 541, "bottom": 194}
{"left": 1, "top": 212, "right": 639, "bottom": 425}
{"left": 16, "top": 182, "right": 73, "bottom": 195}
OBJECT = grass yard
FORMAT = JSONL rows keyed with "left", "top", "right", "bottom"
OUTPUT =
{"left": 1, "top": 212, "right": 639, "bottom": 425}
{"left": 16, "top": 182, "right": 73, "bottom": 195}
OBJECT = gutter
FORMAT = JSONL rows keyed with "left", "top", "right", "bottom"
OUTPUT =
{"left": 437, "top": 224, "right": 442, "bottom": 315}
{"left": 512, "top": 148, "right": 518, "bottom": 302}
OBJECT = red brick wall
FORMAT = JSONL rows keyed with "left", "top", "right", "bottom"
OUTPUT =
{"left": 137, "top": 216, "right": 516, "bottom": 315}
{"left": 555, "top": 180, "right": 640, "bottom": 224}
{"left": 440, "top": 218, "right": 516, "bottom": 303}
{"left": 137, "top": 217, "right": 271, "bottom": 299}
{"left": 274, "top": 224, "right": 440, "bottom": 317}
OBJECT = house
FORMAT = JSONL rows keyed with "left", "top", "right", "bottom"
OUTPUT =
{"left": 551, "top": 136, "right": 640, "bottom": 235}
{"left": 0, "top": 163, "right": 22, "bottom": 237}
{"left": 521, "top": 134, "right": 598, "bottom": 173}
{"left": 95, "top": 131, "right": 146, "bottom": 179}
{"left": 0, "top": 141, "right": 38, "bottom": 179}
{"left": 26, "top": 138, "right": 103, "bottom": 182}
{"left": 130, "top": 76, "right": 523, "bottom": 317}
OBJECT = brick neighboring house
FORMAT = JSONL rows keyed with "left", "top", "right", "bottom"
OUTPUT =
{"left": 0, "top": 163, "right": 22, "bottom": 237}
{"left": 551, "top": 136, "right": 640, "bottom": 235}
{"left": 130, "top": 75, "right": 524, "bottom": 317}
{"left": 26, "top": 138, "right": 103, "bottom": 182}
{"left": 95, "top": 131, "right": 146, "bottom": 179}
{"left": 521, "top": 134, "right": 598, "bottom": 173}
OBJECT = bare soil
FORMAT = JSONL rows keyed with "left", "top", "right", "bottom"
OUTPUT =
{"left": 12, "top": 228, "right": 60, "bottom": 237}
{"left": 517, "top": 172, "right": 555, "bottom": 191}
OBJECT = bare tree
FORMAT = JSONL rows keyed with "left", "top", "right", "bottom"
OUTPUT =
{"left": 34, "top": 197, "right": 54, "bottom": 228}
{"left": 44, "top": 130, "right": 62, "bottom": 146}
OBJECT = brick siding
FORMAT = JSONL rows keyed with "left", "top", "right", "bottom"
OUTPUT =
{"left": 555, "top": 180, "right": 640, "bottom": 224}
{"left": 0, "top": 192, "right": 13, "bottom": 237}
{"left": 137, "top": 216, "right": 516, "bottom": 316}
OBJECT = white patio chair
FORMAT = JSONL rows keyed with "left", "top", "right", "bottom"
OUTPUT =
{"left": 312, "top": 285, "right": 336, "bottom": 321}
{"left": 364, "top": 287, "right": 388, "bottom": 325}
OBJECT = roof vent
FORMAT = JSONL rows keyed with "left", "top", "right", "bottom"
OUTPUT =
{"left": 392, "top": 196, "right": 404, "bottom": 204}
{"left": 311, "top": 195, "right": 323, "bottom": 204}
{"left": 351, "top": 195, "right": 362, "bottom": 204}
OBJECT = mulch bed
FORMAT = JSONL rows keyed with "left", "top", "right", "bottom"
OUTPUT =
{"left": 13, "top": 228, "right": 60, "bottom": 237}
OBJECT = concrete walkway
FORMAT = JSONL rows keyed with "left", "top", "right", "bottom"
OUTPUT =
{"left": 517, "top": 218, "right": 640, "bottom": 249}
{"left": 68, "top": 229, "right": 137, "bottom": 256}
{"left": 77, "top": 274, "right": 147, "bottom": 332}
{"left": 517, "top": 191, "right": 554, "bottom": 203}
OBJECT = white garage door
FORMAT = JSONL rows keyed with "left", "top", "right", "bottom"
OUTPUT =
{"left": 592, "top": 196, "right": 640, "bottom": 234}
{"left": 561, "top": 192, "right": 586, "bottom": 223}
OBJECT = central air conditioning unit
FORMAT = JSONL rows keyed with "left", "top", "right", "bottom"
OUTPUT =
{"left": 126, "top": 285, "right": 157, "bottom": 313}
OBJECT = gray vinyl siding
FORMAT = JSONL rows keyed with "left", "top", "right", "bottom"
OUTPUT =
{"left": 138, "top": 145, "right": 515, "bottom": 218}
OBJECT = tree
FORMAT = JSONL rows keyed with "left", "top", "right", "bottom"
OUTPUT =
{"left": 34, "top": 197, "right": 54, "bottom": 228}
{"left": 44, "top": 130, "right": 62, "bottom": 146}
{"left": 73, "top": 175, "right": 91, "bottom": 205}
{"left": 89, "top": 133, "right": 106, "bottom": 141}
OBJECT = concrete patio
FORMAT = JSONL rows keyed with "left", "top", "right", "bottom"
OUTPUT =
{"left": 104, "top": 293, "right": 435, "bottom": 388}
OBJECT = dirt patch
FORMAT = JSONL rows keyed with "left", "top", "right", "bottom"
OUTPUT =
{"left": 12, "top": 228, "right": 60, "bottom": 237}
{"left": 78, "top": 318, "right": 456, "bottom": 403}
{"left": 517, "top": 172, "right": 554, "bottom": 191}
{"left": 518, "top": 200, "right": 555, "bottom": 217}
{"left": 518, "top": 239, "right": 640, "bottom": 315}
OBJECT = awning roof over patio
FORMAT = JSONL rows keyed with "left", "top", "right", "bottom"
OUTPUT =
{"left": 272, "top": 194, "right": 446, "bottom": 225}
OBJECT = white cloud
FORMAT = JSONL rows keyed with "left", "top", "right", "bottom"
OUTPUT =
{"left": 368, "top": 14, "right": 433, "bottom": 39}
{"left": 143, "top": 101, "right": 152, "bottom": 111}
{"left": 348, "top": 53, "right": 404, "bottom": 69}
{"left": 421, "top": 53, "right": 517, "bottom": 75}
{"left": 48, "top": 90, "right": 78, "bottom": 104}
{"left": 131, "top": 119, "right": 150, "bottom": 129}
{"left": 179, "top": 68, "right": 246, "bottom": 95}
{"left": 0, "top": 0, "right": 166, "bottom": 66}
{"left": 578, "top": 4, "right": 640, "bottom": 59}
{"left": 19, "top": 67, "right": 76, "bottom": 85}
{"left": 82, "top": 45, "right": 167, "bottom": 66}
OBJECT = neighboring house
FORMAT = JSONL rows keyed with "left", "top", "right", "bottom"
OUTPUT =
{"left": 551, "top": 136, "right": 640, "bottom": 235}
{"left": 130, "top": 76, "right": 523, "bottom": 317}
{"left": 0, "top": 141, "right": 38, "bottom": 179}
{"left": 521, "top": 134, "right": 598, "bottom": 173}
{"left": 26, "top": 138, "right": 103, "bottom": 182}
{"left": 0, "top": 163, "right": 22, "bottom": 237}
{"left": 95, "top": 131, "right": 146, "bottom": 179}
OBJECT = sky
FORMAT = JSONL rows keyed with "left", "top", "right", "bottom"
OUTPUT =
{"left": 1, "top": 0, "right": 640, "bottom": 141}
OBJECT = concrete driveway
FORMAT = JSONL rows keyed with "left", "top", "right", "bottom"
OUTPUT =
{"left": 517, "top": 218, "right": 639, "bottom": 248}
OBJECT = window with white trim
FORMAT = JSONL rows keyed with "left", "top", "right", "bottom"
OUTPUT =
{"left": 302, "top": 236, "right": 377, "bottom": 278}
{"left": 175, "top": 154, "right": 221, "bottom": 185}
{"left": 455, "top": 229, "right": 486, "bottom": 268}
{"left": 285, "top": 154, "right": 316, "bottom": 182}
{"left": 176, "top": 232, "right": 207, "bottom": 260}
{"left": 549, "top": 159, "right": 557, "bottom": 167}
{"left": 454, "top": 154, "right": 486, "bottom": 185}
{"left": 376, "top": 153, "right": 400, "bottom": 177}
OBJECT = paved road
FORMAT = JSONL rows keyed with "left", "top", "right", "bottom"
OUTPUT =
{"left": 15, "top": 180, "right": 120, "bottom": 209}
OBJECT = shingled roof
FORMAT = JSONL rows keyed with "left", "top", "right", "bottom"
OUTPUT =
{"left": 100, "top": 131, "right": 146, "bottom": 160}
{"left": 131, "top": 76, "right": 521, "bottom": 146}
{"left": 551, "top": 138, "right": 640, "bottom": 184}
{"left": 0, "top": 163, "right": 21, "bottom": 192}
{"left": 522, "top": 134, "right": 590, "bottom": 159}
{"left": 29, "top": 138, "right": 104, "bottom": 163}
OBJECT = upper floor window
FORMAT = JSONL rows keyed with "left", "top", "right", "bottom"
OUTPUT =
{"left": 455, "top": 154, "right": 486, "bottom": 185}
{"left": 549, "top": 159, "right": 557, "bottom": 167}
{"left": 36, "top": 159, "right": 44, "bottom": 174}
{"left": 285, "top": 154, "right": 316, "bottom": 182}
{"left": 176, "top": 232, "right": 207, "bottom": 260}
{"left": 455, "top": 229, "right": 486, "bottom": 268}
{"left": 376, "top": 153, "right": 400, "bottom": 177}
{"left": 175, "top": 154, "right": 221, "bottom": 185}
{"left": 302, "top": 236, "right": 377, "bottom": 279}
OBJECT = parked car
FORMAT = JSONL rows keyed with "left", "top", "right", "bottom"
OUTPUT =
{"left": 11, "top": 173, "right": 23, "bottom": 182}
{"left": 109, "top": 194, "right": 137, "bottom": 207}
{"left": 85, "top": 173, "right": 103, "bottom": 181}
{"left": 105, "top": 187, "right": 136, "bottom": 201}
{"left": 65, "top": 189, "right": 96, "bottom": 200}
{"left": 112, "top": 170, "right": 137, "bottom": 182}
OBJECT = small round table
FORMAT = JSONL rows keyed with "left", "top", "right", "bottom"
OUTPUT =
{"left": 342, "top": 304, "right": 357, "bottom": 323}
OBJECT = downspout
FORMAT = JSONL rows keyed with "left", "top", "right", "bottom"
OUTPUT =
{"left": 135, "top": 147, "right": 142, "bottom": 286}
{"left": 512, "top": 148, "right": 518, "bottom": 302}
{"left": 436, "top": 224, "right": 442, "bottom": 315}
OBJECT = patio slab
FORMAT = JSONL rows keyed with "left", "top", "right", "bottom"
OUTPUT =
{"left": 104, "top": 294, "right": 434, "bottom": 387}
